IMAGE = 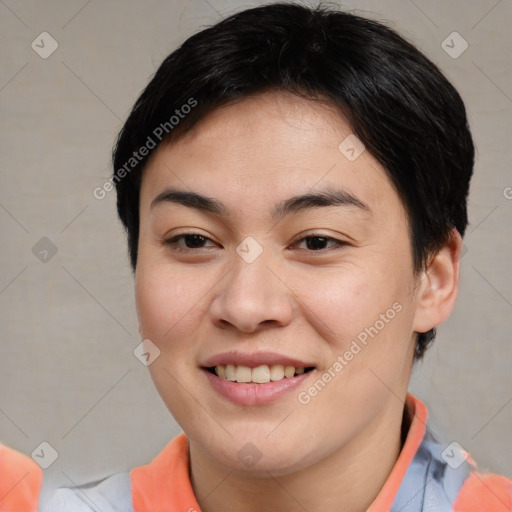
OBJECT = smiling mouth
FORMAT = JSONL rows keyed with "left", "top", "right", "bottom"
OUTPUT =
{"left": 205, "top": 364, "right": 315, "bottom": 384}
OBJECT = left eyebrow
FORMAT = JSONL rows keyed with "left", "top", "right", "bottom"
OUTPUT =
{"left": 149, "top": 186, "right": 371, "bottom": 220}
{"left": 271, "top": 187, "right": 371, "bottom": 222}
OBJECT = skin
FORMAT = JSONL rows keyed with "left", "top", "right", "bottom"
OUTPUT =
{"left": 135, "top": 91, "right": 461, "bottom": 512}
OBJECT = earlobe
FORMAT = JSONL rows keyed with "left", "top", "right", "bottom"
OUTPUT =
{"left": 412, "top": 228, "right": 462, "bottom": 334}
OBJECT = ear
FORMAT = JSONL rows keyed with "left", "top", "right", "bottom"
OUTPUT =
{"left": 412, "top": 228, "right": 462, "bottom": 334}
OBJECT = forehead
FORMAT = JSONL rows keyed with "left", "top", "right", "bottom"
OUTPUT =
{"left": 140, "top": 91, "right": 403, "bottom": 221}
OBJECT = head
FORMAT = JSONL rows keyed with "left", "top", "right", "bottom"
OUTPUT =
{"left": 113, "top": 3, "right": 473, "bottom": 475}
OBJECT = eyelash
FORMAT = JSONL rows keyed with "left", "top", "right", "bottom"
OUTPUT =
{"left": 163, "top": 233, "right": 347, "bottom": 254}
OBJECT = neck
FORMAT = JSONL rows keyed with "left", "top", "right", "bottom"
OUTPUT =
{"left": 189, "top": 398, "right": 409, "bottom": 512}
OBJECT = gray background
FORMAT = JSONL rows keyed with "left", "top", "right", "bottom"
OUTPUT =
{"left": 1, "top": 0, "right": 511, "bottom": 489}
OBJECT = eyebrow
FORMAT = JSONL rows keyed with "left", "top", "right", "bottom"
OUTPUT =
{"left": 150, "top": 186, "right": 371, "bottom": 221}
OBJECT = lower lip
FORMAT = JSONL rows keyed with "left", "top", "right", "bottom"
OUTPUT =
{"left": 202, "top": 368, "right": 313, "bottom": 406}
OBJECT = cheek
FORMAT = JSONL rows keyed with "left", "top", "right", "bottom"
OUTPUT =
{"left": 293, "top": 265, "right": 394, "bottom": 339}
{"left": 292, "top": 261, "right": 415, "bottom": 371}
{"left": 135, "top": 261, "right": 210, "bottom": 350}
{"left": 134, "top": 262, "right": 211, "bottom": 422}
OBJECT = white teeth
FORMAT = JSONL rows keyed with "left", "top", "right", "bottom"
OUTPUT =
{"left": 235, "top": 365, "right": 252, "bottom": 383}
{"left": 225, "top": 364, "right": 236, "bottom": 381}
{"left": 214, "top": 364, "right": 309, "bottom": 383}
{"left": 216, "top": 365, "right": 226, "bottom": 379}
{"left": 284, "top": 365, "right": 295, "bottom": 378}
{"left": 252, "top": 365, "right": 271, "bottom": 384}
{"left": 269, "top": 364, "right": 284, "bottom": 381}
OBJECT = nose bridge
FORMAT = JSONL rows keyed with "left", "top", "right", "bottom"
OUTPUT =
{"left": 210, "top": 242, "right": 293, "bottom": 332}
{"left": 232, "top": 245, "right": 274, "bottom": 296}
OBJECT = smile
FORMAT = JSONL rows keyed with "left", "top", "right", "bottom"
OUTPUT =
{"left": 207, "top": 364, "right": 315, "bottom": 384}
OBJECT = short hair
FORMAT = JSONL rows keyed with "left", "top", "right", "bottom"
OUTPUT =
{"left": 113, "top": 2, "right": 474, "bottom": 359}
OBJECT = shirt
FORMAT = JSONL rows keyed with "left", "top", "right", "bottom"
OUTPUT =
{"left": 39, "top": 394, "right": 512, "bottom": 511}
{"left": 0, "top": 444, "right": 42, "bottom": 512}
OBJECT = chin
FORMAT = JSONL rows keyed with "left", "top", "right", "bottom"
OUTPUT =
{"left": 191, "top": 430, "right": 322, "bottom": 477}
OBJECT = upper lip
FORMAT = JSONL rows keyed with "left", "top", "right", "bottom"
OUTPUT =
{"left": 201, "top": 351, "right": 315, "bottom": 368}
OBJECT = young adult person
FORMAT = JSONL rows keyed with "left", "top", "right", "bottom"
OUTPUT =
{"left": 40, "top": 3, "right": 512, "bottom": 511}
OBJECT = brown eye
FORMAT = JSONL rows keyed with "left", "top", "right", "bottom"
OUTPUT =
{"left": 164, "top": 233, "right": 216, "bottom": 251}
{"left": 293, "top": 236, "right": 345, "bottom": 252}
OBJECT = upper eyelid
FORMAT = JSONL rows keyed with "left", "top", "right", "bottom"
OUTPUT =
{"left": 289, "top": 232, "right": 342, "bottom": 244}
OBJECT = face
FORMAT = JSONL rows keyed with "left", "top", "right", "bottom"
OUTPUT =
{"left": 135, "top": 91, "right": 420, "bottom": 476}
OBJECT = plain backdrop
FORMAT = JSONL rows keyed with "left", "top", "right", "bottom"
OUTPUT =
{"left": 1, "top": 0, "right": 511, "bottom": 490}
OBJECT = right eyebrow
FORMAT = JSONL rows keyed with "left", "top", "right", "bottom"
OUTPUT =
{"left": 150, "top": 189, "right": 227, "bottom": 216}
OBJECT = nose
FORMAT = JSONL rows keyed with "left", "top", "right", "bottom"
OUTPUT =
{"left": 209, "top": 252, "right": 294, "bottom": 334}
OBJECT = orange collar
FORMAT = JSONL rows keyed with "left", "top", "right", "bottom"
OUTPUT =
{"left": 367, "top": 393, "right": 427, "bottom": 511}
{"left": 131, "top": 433, "right": 201, "bottom": 512}
{"left": 131, "top": 393, "right": 427, "bottom": 512}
